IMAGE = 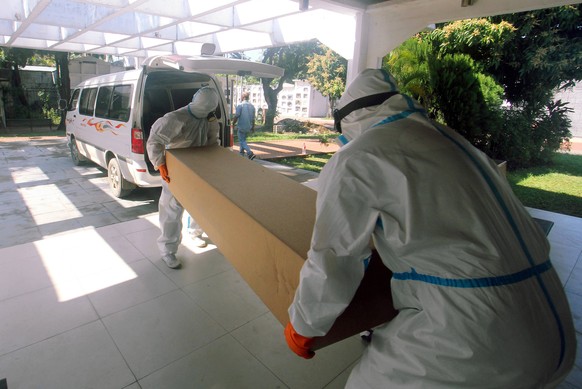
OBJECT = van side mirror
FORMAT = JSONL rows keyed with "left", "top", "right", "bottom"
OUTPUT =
{"left": 58, "top": 99, "right": 68, "bottom": 110}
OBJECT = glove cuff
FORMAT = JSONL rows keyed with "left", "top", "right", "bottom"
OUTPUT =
{"left": 285, "top": 322, "right": 314, "bottom": 359}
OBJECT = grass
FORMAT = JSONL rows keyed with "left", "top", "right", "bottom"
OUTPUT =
{"left": 244, "top": 132, "right": 328, "bottom": 142}
{"left": 239, "top": 126, "right": 338, "bottom": 143}
{"left": 506, "top": 153, "right": 582, "bottom": 218}
{"left": 272, "top": 152, "right": 582, "bottom": 219}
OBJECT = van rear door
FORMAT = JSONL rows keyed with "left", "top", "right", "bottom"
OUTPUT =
{"left": 142, "top": 55, "right": 285, "bottom": 79}
{"left": 143, "top": 55, "right": 284, "bottom": 149}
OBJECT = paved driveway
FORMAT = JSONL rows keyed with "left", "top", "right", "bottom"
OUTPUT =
{"left": 0, "top": 136, "right": 160, "bottom": 249}
{"left": 0, "top": 135, "right": 325, "bottom": 250}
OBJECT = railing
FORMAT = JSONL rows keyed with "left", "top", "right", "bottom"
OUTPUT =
{"left": 4, "top": 118, "right": 53, "bottom": 131}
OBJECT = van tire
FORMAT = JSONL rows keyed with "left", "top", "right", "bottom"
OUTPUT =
{"left": 69, "top": 137, "right": 87, "bottom": 166}
{"left": 108, "top": 157, "right": 133, "bottom": 198}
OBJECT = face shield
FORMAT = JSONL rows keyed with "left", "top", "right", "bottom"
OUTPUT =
{"left": 189, "top": 87, "right": 219, "bottom": 118}
{"left": 333, "top": 69, "right": 400, "bottom": 144}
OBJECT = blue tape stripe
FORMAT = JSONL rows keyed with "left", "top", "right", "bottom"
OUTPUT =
{"left": 380, "top": 69, "right": 398, "bottom": 91}
{"left": 338, "top": 134, "right": 349, "bottom": 146}
{"left": 363, "top": 255, "right": 371, "bottom": 270}
{"left": 393, "top": 260, "right": 553, "bottom": 288}
{"left": 372, "top": 108, "right": 425, "bottom": 128}
{"left": 429, "top": 122, "right": 566, "bottom": 366}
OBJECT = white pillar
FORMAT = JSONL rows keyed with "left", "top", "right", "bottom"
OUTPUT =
{"left": 345, "top": 11, "right": 369, "bottom": 86}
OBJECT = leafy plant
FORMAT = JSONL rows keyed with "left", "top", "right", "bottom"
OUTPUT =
{"left": 385, "top": 11, "right": 579, "bottom": 168}
{"left": 306, "top": 46, "right": 347, "bottom": 114}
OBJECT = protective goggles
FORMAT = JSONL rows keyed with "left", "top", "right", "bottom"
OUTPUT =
{"left": 333, "top": 91, "right": 398, "bottom": 133}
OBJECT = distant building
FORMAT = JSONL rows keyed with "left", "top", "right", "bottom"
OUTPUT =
{"left": 68, "top": 56, "right": 125, "bottom": 87}
{"left": 276, "top": 80, "right": 329, "bottom": 118}
{"left": 231, "top": 80, "right": 329, "bottom": 119}
{"left": 555, "top": 84, "right": 582, "bottom": 138}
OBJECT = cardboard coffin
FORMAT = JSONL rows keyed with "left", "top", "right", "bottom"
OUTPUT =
{"left": 167, "top": 146, "right": 397, "bottom": 350}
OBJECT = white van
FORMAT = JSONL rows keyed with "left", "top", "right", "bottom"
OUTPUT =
{"left": 64, "top": 53, "right": 283, "bottom": 197}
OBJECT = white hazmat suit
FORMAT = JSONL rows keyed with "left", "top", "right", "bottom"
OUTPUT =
{"left": 147, "top": 87, "right": 220, "bottom": 260}
{"left": 287, "top": 69, "right": 576, "bottom": 388}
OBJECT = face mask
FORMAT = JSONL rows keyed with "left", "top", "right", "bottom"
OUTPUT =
{"left": 333, "top": 91, "right": 399, "bottom": 133}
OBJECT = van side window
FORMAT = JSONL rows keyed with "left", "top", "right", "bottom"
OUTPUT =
{"left": 96, "top": 84, "right": 133, "bottom": 122}
{"left": 111, "top": 85, "right": 132, "bottom": 122}
{"left": 96, "top": 86, "right": 113, "bottom": 118}
{"left": 79, "top": 88, "right": 97, "bottom": 116}
{"left": 69, "top": 89, "right": 81, "bottom": 111}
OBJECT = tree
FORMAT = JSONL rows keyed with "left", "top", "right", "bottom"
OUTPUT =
{"left": 387, "top": 21, "right": 508, "bottom": 148}
{"left": 490, "top": 5, "right": 582, "bottom": 111}
{"left": 384, "top": 38, "right": 433, "bottom": 111}
{"left": 260, "top": 40, "right": 323, "bottom": 129}
{"left": 386, "top": 8, "right": 581, "bottom": 167}
{"left": 0, "top": 47, "right": 36, "bottom": 107}
{"left": 54, "top": 51, "right": 71, "bottom": 130}
{"left": 306, "top": 45, "right": 347, "bottom": 115}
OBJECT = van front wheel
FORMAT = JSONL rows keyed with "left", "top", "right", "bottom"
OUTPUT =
{"left": 69, "top": 138, "right": 86, "bottom": 166}
{"left": 108, "top": 157, "right": 133, "bottom": 198}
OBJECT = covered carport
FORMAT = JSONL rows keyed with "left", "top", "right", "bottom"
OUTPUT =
{"left": 0, "top": 1, "right": 581, "bottom": 388}
{"left": 1, "top": 0, "right": 580, "bottom": 83}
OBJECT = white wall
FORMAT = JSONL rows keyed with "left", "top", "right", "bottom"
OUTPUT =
{"left": 555, "top": 84, "right": 582, "bottom": 138}
{"left": 68, "top": 57, "right": 125, "bottom": 88}
{"left": 234, "top": 80, "right": 330, "bottom": 119}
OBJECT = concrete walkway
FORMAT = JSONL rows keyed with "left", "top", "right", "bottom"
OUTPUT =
{"left": 234, "top": 138, "right": 339, "bottom": 160}
{"left": 0, "top": 135, "right": 580, "bottom": 388}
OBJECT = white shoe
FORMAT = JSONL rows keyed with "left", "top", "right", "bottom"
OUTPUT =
{"left": 162, "top": 254, "right": 181, "bottom": 269}
{"left": 191, "top": 236, "right": 207, "bottom": 248}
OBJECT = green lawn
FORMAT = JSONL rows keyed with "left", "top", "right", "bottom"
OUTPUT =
{"left": 272, "top": 153, "right": 582, "bottom": 219}
{"left": 506, "top": 153, "right": 582, "bottom": 218}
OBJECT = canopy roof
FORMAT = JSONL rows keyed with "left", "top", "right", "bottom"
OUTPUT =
{"left": 0, "top": 0, "right": 362, "bottom": 58}
{"left": 1, "top": 0, "right": 579, "bottom": 77}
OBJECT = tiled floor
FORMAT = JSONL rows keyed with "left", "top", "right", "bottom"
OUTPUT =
{"left": 0, "top": 137, "right": 580, "bottom": 388}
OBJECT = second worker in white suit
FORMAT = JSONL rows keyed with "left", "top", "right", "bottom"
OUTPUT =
{"left": 147, "top": 87, "right": 219, "bottom": 269}
{"left": 285, "top": 69, "right": 576, "bottom": 388}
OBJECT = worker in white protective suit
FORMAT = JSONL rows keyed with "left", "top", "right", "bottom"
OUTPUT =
{"left": 147, "top": 87, "right": 220, "bottom": 269}
{"left": 285, "top": 69, "right": 576, "bottom": 388}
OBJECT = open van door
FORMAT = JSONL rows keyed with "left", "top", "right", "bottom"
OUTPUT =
{"left": 143, "top": 55, "right": 284, "bottom": 149}
{"left": 143, "top": 55, "right": 285, "bottom": 79}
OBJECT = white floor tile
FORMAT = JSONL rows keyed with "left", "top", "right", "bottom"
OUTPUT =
{"left": 113, "top": 217, "right": 159, "bottom": 236}
{"left": 84, "top": 258, "right": 178, "bottom": 317}
{"left": 125, "top": 227, "right": 162, "bottom": 261}
{"left": 565, "top": 265, "right": 582, "bottom": 296}
{"left": 0, "top": 253, "right": 54, "bottom": 301}
{"left": 0, "top": 321, "right": 135, "bottom": 389}
{"left": 183, "top": 268, "right": 269, "bottom": 331}
{"left": 102, "top": 290, "right": 226, "bottom": 379}
{"left": 154, "top": 247, "right": 234, "bottom": 288}
{"left": 100, "top": 234, "right": 148, "bottom": 264}
{"left": 0, "top": 286, "right": 98, "bottom": 356}
{"left": 139, "top": 335, "right": 284, "bottom": 388}
{"left": 0, "top": 242, "right": 39, "bottom": 261}
{"left": 231, "top": 313, "right": 363, "bottom": 389}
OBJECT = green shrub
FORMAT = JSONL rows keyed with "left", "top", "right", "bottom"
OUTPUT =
{"left": 487, "top": 101, "right": 572, "bottom": 168}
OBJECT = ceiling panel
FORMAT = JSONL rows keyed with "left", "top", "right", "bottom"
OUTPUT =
{"left": 0, "top": 0, "right": 578, "bottom": 66}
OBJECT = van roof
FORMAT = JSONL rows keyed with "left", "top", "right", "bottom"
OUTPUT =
{"left": 73, "top": 55, "right": 284, "bottom": 89}
{"left": 74, "top": 68, "right": 142, "bottom": 88}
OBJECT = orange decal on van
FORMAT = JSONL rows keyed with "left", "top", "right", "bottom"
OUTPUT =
{"left": 86, "top": 118, "right": 124, "bottom": 136}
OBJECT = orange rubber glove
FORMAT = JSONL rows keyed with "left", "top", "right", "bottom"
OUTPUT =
{"left": 284, "top": 322, "right": 315, "bottom": 359}
{"left": 158, "top": 164, "right": 170, "bottom": 183}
